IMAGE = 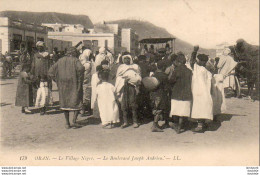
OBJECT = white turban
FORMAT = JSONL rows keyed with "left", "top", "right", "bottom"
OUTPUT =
{"left": 122, "top": 55, "right": 133, "bottom": 64}
{"left": 79, "top": 49, "right": 92, "bottom": 65}
{"left": 36, "top": 41, "right": 44, "bottom": 47}
{"left": 223, "top": 48, "right": 231, "bottom": 56}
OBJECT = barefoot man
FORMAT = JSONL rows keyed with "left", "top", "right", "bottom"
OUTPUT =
{"left": 48, "top": 47, "right": 84, "bottom": 129}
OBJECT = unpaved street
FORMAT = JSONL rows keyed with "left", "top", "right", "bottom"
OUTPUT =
{"left": 0, "top": 74, "right": 259, "bottom": 166}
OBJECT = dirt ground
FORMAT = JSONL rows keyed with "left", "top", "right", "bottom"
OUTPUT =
{"left": 0, "top": 74, "right": 259, "bottom": 166}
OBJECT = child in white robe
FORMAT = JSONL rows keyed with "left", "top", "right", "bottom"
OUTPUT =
{"left": 191, "top": 54, "right": 213, "bottom": 132}
{"left": 95, "top": 70, "right": 120, "bottom": 128}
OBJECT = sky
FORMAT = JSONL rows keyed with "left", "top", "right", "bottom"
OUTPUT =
{"left": 0, "top": 0, "right": 259, "bottom": 48}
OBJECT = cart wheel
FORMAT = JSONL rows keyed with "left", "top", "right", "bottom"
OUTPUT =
{"left": 235, "top": 76, "right": 241, "bottom": 98}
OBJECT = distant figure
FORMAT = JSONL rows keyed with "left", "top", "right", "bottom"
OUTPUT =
{"left": 149, "top": 45, "right": 155, "bottom": 54}
{"left": 157, "top": 48, "right": 167, "bottom": 60}
{"left": 140, "top": 44, "right": 148, "bottom": 55}
{"left": 4, "top": 53, "right": 13, "bottom": 77}
{"left": 0, "top": 52, "right": 4, "bottom": 78}
{"left": 48, "top": 47, "right": 85, "bottom": 129}
{"left": 165, "top": 43, "right": 171, "bottom": 55}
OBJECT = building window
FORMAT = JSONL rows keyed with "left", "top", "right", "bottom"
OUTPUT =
{"left": 12, "top": 34, "right": 22, "bottom": 51}
{"left": 92, "top": 40, "right": 98, "bottom": 47}
{"left": 26, "top": 36, "right": 35, "bottom": 53}
{"left": 118, "top": 40, "right": 121, "bottom": 47}
{"left": 83, "top": 40, "right": 92, "bottom": 48}
{"left": 37, "top": 37, "right": 44, "bottom": 42}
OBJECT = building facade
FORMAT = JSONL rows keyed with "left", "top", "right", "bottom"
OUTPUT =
{"left": 0, "top": 18, "right": 72, "bottom": 54}
{"left": 46, "top": 38, "right": 72, "bottom": 53}
{"left": 47, "top": 32, "right": 123, "bottom": 54}
{"left": 0, "top": 17, "right": 48, "bottom": 54}
{"left": 42, "top": 23, "right": 88, "bottom": 33}
{"left": 121, "top": 28, "right": 139, "bottom": 55}
{"left": 46, "top": 22, "right": 138, "bottom": 55}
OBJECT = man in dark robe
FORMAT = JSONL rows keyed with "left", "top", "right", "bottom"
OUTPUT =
{"left": 48, "top": 47, "right": 85, "bottom": 129}
{"left": 31, "top": 41, "right": 52, "bottom": 114}
{"left": 31, "top": 41, "right": 51, "bottom": 83}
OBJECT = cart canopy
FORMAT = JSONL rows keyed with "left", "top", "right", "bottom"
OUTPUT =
{"left": 139, "top": 37, "right": 175, "bottom": 44}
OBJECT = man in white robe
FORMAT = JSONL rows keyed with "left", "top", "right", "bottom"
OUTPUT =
{"left": 115, "top": 55, "right": 141, "bottom": 128}
{"left": 191, "top": 54, "right": 213, "bottom": 132}
{"left": 212, "top": 48, "right": 237, "bottom": 115}
{"left": 95, "top": 47, "right": 108, "bottom": 70}
{"left": 217, "top": 48, "right": 238, "bottom": 90}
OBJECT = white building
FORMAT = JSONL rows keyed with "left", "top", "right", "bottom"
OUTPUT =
{"left": 47, "top": 32, "right": 124, "bottom": 54}
{"left": 46, "top": 38, "right": 72, "bottom": 53}
{"left": 0, "top": 17, "right": 48, "bottom": 54}
{"left": 42, "top": 23, "right": 87, "bottom": 33}
{"left": 46, "top": 22, "right": 139, "bottom": 55}
{"left": 121, "top": 28, "right": 139, "bottom": 55}
{"left": 0, "top": 18, "right": 72, "bottom": 54}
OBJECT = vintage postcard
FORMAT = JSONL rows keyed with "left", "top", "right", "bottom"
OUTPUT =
{"left": 0, "top": 0, "right": 259, "bottom": 166}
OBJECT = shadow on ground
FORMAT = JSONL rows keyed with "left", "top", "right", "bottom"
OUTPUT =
{"left": 206, "top": 113, "right": 246, "bottom": 132}
{"left": 0, "top": 83, "right": 14, "bottom": 86}
{"left": 0, "top": 103, "right": 12, "bottom": 107}
{"left": 77, "top": 117, "right": 101, "bottom": 126}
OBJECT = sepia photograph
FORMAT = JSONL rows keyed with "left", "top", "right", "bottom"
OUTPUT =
{"left": 0, "top": 0, "right": 259, "bottom": 167}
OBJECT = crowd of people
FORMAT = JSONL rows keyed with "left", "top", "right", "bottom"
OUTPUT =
{"left": 13, "top": 40, "right": 239, "bottom": 133}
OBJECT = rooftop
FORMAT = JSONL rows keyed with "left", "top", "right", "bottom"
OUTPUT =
{"left": 0, "top": 17, "right": 47, "bottom": 34}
